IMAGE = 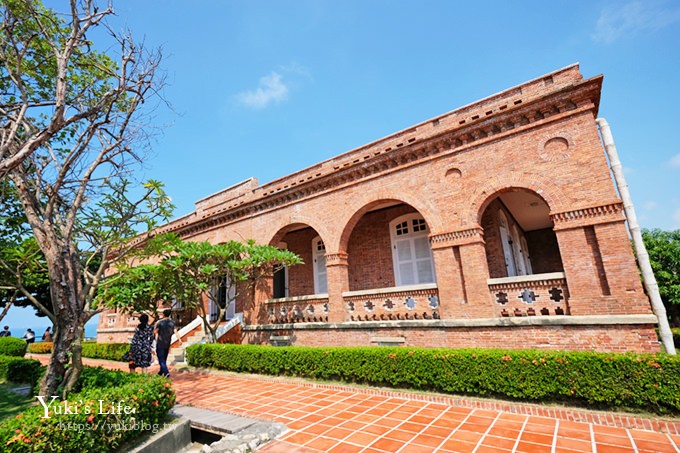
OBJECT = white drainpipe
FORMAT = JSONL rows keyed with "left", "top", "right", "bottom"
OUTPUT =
{"left": 596, "top": 117, "right": 675, "bottom": 355}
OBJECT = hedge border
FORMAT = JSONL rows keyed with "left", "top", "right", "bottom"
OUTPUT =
{"left": 187, "top": 344, "right": 680, "bottom": 415}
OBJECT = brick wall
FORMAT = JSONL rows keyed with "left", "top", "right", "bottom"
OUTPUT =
{"left": 243, "top": 324, "right": 660, "bottom": 353}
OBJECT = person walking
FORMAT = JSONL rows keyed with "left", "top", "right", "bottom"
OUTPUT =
{"left": 128, "top": 314, "right": 154, "bottom": 373}
{"left": 42, "top": 327, "right": 52, "bottom": 342}
{"left": 22, "top": 328, "right": 35, "bottom": 344}
{"left": 154, "top": 309, "right": 182, "bottom": 378}
{"left": 0, "top": 325, "right": 10, "bottom": 337}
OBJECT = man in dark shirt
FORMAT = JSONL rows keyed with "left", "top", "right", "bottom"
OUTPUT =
{"left": 154, "top": 309, "right": 182, "bottom": 377}
{"left": 0, "top": 326, "right": 10, "bottom": 337}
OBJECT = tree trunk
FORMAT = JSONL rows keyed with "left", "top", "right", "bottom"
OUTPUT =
{"left": 39, "top": 249, "right": 84, "bottom": 396}
{"left": 62, "top": 322, "right": 85, "bottom": 397}
{"left": 39, "top": 316, "right": 79, "bottom": 396}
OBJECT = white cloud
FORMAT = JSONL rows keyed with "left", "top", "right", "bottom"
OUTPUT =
{"left": 236, "top": 72, "right": 289, "bottom": 109}
{"left": 669, "top": 153, "right": 680, "bottom": 168}
{"left": 592, "top": 1, "right": 680, "bottom": 44}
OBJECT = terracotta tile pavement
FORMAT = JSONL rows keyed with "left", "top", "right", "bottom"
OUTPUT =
{"left": 29, "top": 355, "right": 680, "bottom": 452}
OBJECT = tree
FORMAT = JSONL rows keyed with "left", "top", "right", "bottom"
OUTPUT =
{"left": 96, "top": 235, "right": 303, "bottom": 343}
{"left": 1, "top": 0, "right": 173, "bottom": 396}
{"left": 642, "top": 229, "right": 680, "bottom": 327}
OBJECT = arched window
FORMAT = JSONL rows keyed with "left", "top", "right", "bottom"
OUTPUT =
{"left": 389, "top": 214, "right": 435, "bottom": 286}
{"left": 312, "top": 236, "right": 328, "bottom": 294}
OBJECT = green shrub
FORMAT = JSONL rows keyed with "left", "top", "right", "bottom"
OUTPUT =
{"left": 0, "top": 356, "right": 41, "bottom": 385}
{"left": 0, "top": 337, "right": 27, "bottom": 357}
{"left": 29, "top": 342, "right": 130, "bottom": 361}
{"left": 81, "top": 342, "right": 129, "bottom": 362}
{"left": 27, "top": 341, "right": 53, "bottom": 354}
{"left": 187, "top": 344, "right": 680, "bottom": 415}
{"left": 0, "top": 367, "right": 175, "bottom": 452}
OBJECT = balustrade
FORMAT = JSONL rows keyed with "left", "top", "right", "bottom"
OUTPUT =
{"left": 487, "top": 272, "right": 569, "bottom": 318}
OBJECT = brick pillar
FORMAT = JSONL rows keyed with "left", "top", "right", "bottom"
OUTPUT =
{"left": 457, "top": 240, "right": 494, "bottom": 318}
{"left": 554, "top": 226, "right": 603, "bottom": 315}
{"left": 594, "top": 222, "right": 651, "bottom": 314}
{"left": 431, "top": 246, "right": 466, "bottom": 320}
{"left": 248, "top": 276, "right": 272, "bottom": 325}
{"left": 326, "top": 252, "right": 349, "bottom": 323}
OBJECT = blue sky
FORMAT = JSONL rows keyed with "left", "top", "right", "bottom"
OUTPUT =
{"left": 5, "top": 0, "right": 680, "bottom": 333}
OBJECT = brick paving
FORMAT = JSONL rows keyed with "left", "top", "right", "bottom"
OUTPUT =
{"left": 29, "top": 355, "right": 680, "bottom": 452}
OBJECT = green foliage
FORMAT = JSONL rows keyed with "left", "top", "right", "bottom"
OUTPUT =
{"left": 187, "top": 344, "right": 680, "bottom": 414}
{"left": 80, "top": 343, "right": 129, "bottom": 362}
{"left": 0, "top": 180, "right": 52, "bottom": 316}
{"left": 0, "top": 356, "right": 40, "bottom": 386}
{"left": 28, "top": 342, "right": 130, "bottom": 362}
{"left": 0, "top": 337, "right": 27, "bottom": 357}
{"left": 642, "top": 229, "right": 680, "bottom": 325}
{"left": 0, "top": 367, "right": 175, "bottom": 452}
{"left": 97, "top": 234, "right": 302, "bottom": 342}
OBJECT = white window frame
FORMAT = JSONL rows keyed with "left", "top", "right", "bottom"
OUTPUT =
{"left": 498, "top": 210, "right": 518, "bottom": 277}
{"left": 312, "top": 236, "right": 328, "bottom": 294}
{"left": 389, "top": 214, "right": 436, "bottom": 286}
{"left": 210, "top": 275, "right": 236, "bottom": 322}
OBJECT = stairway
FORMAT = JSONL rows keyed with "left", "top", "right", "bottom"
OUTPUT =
{"left": 166, "top": 313, "right": 243, "bottom": 365}
{"left": 167, "top": 328, "right": 206, "bottom": 365}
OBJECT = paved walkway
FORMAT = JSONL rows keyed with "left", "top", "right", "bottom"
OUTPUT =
{"left": 29, "top": 355, "right": 680, "bottom": 452}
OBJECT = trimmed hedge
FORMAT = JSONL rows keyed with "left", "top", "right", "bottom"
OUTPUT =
{"left": 0, "top": 367, "right": 175, "bottom": 452}
{"left": 28, "top": 342, "right": 129, "bottom": 362}
{"left": 0, "top": 337, "right": 27, "bottom": 357}
{"left": 187, "top": 344, "right": 680, "bottom": 414}
{"left": 0, "top": 356, "right": 42, "bottom": 386}
{"left": 81, "top": 342, "right": 128, "bottom": 361}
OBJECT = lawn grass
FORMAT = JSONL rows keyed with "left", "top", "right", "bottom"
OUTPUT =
{"left": 0, "top": 383, "right": 34, "bottom": 422}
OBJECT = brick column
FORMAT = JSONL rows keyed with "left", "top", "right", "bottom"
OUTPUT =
{"left": 326, "top": 252, "right": 350, "bottom": 323}
{"left": 458, "top": 240, "right": 494, "bottom": 318}
{"left": 553, "top": 226, "right": 603, "bottom": 315}
{"left": 430, "top": 228, "right": 493, "bottom": 319}
{"left": 593, "top": 222, "right": 650, "bottom": 314}
{"left": 431, "top": 247, "right": 465, "bottom": 320}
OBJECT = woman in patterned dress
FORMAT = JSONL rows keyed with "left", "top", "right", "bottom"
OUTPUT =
{"left": 129, "top": 314, "right": 154, "bottom": 372}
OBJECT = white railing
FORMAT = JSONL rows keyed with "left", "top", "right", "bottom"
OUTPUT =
{"left": 172, "top": 315, "right": 203, "bottom": 344}
{"left": 215, "top": 312, "right": 243, "bottom": 340}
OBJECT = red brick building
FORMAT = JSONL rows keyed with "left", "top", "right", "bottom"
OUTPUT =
{"left": 98, "top": 64, "right": 659, "bottom": 353}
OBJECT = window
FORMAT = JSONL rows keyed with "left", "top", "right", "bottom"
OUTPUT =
{"left": 210, "top": 275, "right": 236, "bottom": 322}
{"left": 390, "top": 214, "right": 435, "bottom": 286}
{"left": 498, "top": 210, "right": 533, "bottom": 277}
{"left": 312, "top": 237, "right": 328, "bottom": 294}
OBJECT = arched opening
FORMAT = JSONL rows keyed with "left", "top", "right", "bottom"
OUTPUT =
{"left": 268, "top": 223, "right": 327, "bottom": 298}
{"left": 345, "top": 201, "right": 436, "bottom": 291}
{"left": 481, "top": 189, "right": 562, "bottom": 278}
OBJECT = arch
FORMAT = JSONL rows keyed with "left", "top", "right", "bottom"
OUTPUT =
{"left": 265, "top": 215, "right": 330, "bottom": 248}
{"left": 464, "top": 171, "right": 571, "bottom": 228}
{"left": 338, "top": 191, "right": 440, "bottom": 254}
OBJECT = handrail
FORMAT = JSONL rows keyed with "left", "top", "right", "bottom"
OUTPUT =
{"left": 215, "top": 312, "right": 243, "bottom": 340}
{"left": 171, "top": 315, "right": 203, "bottom": 344}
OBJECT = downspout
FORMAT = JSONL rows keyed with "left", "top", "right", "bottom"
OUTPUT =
{"left": 596, "top": 117, "right": 676, "bottom": 355}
